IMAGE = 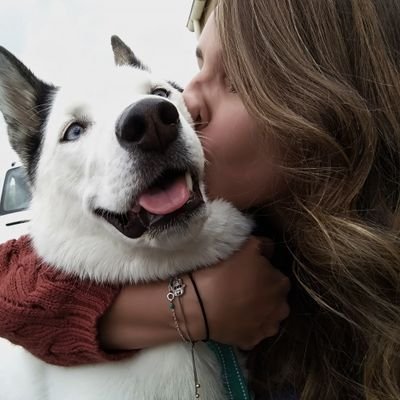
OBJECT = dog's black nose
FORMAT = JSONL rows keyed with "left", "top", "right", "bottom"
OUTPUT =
{"left": 116, "top": 98, "right": 179, "bottom": 152}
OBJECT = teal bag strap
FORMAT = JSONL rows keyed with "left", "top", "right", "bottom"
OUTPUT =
{"left": 207, "top": 341, "right": 252, "bottom": 400}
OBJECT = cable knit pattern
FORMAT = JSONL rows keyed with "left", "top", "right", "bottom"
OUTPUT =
{"left": 0, "top": 235, "right": 134, "bottom": 366}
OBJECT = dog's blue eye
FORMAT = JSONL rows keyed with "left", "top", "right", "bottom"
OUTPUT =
{"left": 62, "top": 123, "right": 85, "bottom": 142}
{"left": 151, "top": 88, "right": 170, "bottom": 98}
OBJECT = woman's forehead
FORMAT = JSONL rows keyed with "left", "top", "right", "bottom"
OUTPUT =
{"left": 196, "top": 14, "right": 222, "bottom": 65}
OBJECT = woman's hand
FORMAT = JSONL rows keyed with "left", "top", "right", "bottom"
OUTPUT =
{"left": 99, "top": 236, "right": 290, "bottom": 351}
{"left": 188, "top": 237, "right": 290, "bottom": 349}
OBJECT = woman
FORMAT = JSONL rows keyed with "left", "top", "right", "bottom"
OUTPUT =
{"left": 204, "top": 1, "right": 400, "bottom": 399}
{"left": 1, "top": 0, "right": 400, "bottom": 399}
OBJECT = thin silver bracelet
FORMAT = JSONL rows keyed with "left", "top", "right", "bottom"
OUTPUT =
{"left": 167, "top": 276, "right": 201, "bottom": 399}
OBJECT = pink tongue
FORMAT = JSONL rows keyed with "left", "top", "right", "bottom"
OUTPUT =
{"left": 138, "top": 176, "right": 190, "bottom": 215}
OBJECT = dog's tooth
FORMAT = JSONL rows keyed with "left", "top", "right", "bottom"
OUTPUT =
{"left": 185, "top": 172, "right": 193, "bottom": 192}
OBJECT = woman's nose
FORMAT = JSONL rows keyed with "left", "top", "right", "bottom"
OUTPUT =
{"left": 183, "top": 83, "right": 201, "bottom": 123}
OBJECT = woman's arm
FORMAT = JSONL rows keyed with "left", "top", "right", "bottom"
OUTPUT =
{"left": 100, "top": 237, "right": 290, "bottom": 351}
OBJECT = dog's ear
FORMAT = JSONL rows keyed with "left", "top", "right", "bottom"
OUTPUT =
{"left": 111, "top": 35, "right": 149, "bottom": 70}
{"left": 0, "top": 46, "right": 56, "bottom": 182}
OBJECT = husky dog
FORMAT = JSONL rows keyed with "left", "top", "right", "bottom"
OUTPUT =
{"left": 0, "top": 37, "right": 252, "bottom": 400}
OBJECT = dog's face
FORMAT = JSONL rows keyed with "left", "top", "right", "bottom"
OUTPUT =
{"left": 0, "top": 37, "right": 206, "bottom": 251}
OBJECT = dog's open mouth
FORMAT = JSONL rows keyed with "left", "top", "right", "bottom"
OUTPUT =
{"left": 94, "top": 170, "right": 204, "bottom": 238}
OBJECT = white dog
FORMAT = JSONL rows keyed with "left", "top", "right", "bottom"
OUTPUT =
{"left": 0, "top": 36, "right": 252, "bottom": 400}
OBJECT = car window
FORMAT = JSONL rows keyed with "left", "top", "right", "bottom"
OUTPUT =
{"left": 0, "top": 167, "right": 31, "bottom": 215}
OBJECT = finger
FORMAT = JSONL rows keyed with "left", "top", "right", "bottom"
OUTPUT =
{"left": 270, "top": 274, "right": 291, "bottom": 296}
{"left": 278, "top": 303, "right": 290, "bottom": 322}
{"left": 263, "top": 324, "right": 280, "bottom": 338}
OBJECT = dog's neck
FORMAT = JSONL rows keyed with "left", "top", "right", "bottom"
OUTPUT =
{"left": 29, "top": 199, "right": 252, "bottom": 284}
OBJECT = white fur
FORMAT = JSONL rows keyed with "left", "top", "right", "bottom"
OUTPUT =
{"left": 0, "top": 64, "right": 252, "bottom": 399}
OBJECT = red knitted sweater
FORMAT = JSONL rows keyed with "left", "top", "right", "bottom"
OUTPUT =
{"left": 0, "top": 235, "right": 134, "bottom": 366}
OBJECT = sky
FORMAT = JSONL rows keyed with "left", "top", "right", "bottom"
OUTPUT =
{"left": 0, "top": 0, "right": 199, "bottom": 170}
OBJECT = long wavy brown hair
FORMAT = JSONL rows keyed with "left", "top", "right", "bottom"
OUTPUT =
{"left": 216, "top": 1, "right": 400, "bottom": 399}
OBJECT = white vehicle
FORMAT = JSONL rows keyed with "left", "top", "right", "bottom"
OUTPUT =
{"left": 0, "top": 161, "right": 31, "bottom": 243}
